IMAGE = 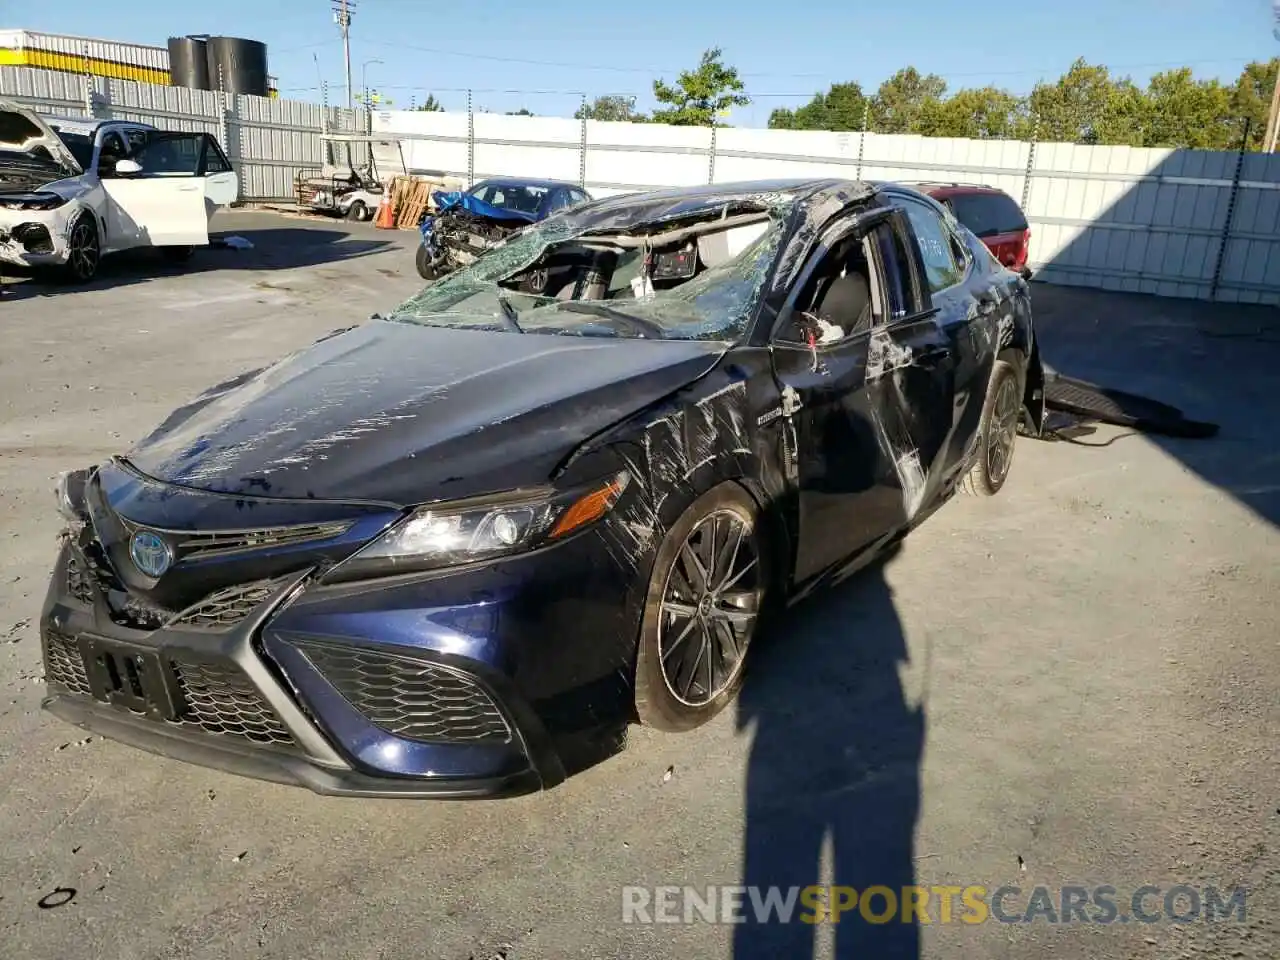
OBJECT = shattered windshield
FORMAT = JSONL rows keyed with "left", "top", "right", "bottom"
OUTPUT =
{"left": 51, "top": 131, "right": 93, "bottom": 170}
{"left": 389, "top": 202, "right": 789, "bottom": 342}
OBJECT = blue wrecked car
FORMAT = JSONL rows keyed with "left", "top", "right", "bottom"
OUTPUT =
{"left": 416, "top": 177, "right": 593, "bottom": 280}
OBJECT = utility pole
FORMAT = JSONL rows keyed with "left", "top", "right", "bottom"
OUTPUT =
{"left": 1265, "top": 61, "right": 1280, "bottom": 153}
{"left": 332, "top": 0, "right": 356, "bottom": 110}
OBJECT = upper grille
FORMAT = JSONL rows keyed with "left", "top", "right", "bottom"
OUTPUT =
{"left": 295, "top": 641, "right": 512, "bottom": 744}
{"left": 174, "top": 522, "right": 352, "bottom": 559}
{"left": 43, "top": 630, "right": 92, "bottom": 698}
{"left": 169, "top": 579, "right": 284, "bottom": 630}
{"left": 171, "top": 660, "right": 294, "bottom": 746}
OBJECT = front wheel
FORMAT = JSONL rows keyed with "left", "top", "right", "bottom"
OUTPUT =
{"left": 962, "top": 360, "right": 1022, "bottom": 497}
{"left": 345, "top": 200, "right": 369, "bottom": 222}
{"left": 634, "top": 483, "right": 767, "bottom": 732}
{"left": 415, "top": 244, "right": 445, "bottom": 281}
{"left": 62, "top": 215, "right": 100, "bottom": 283}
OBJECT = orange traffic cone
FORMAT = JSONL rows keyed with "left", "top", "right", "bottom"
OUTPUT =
{"left": 374, "top": 192, "right": 396, "bottom": 229}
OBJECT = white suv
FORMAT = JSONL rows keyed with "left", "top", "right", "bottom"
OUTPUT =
{"left": 0, "top": 101, "right": 239, "bottom": 283}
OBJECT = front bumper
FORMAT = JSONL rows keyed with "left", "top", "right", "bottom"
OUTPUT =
{"left": 0, "top": 209, "right": 70, "bottom": 268}
{"left": 39, "top": 521, "right": 640, "bottom": 798}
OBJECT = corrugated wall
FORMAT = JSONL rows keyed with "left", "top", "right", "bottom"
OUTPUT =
{"left": 374, "top": 109, "right": 1280, "bottom": 305}
{"left": 0, "top": 66, "right": 364, "bottom": 202}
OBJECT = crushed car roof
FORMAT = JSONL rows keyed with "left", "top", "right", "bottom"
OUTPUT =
{"left": 553, "top": 178, "right": 876, "bottom": 235}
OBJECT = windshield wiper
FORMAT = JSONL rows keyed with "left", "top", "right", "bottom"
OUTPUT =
{"left": 556, "top": 300, "right": 667, "bottom": 339}
{"left": 494, "top": 288, "right": 525, "bottom": 334}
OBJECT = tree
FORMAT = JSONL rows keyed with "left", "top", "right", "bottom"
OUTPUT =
{"left": 869, "top": 67, "right": 947, "bottom": 134}
{"left": 414, "top": 94, "right": 444, "bottom": 112}
{"left": 1230, "top": 58, "right": 1280, "bottom": 150}
{"left": 769, "top": 82, "right": 867, "bottom": 131}
{"left": 575, "top": 95, "right": 646, "bottom": 122}
{"left": 921, "top": 86, "right": 1024, "bottom": 139}
{"left": 651, "top": 47, "right": 750, "bottom": 126}
{"left": 1144, "top": 68, "right": 1235, "bottom": 149}
{"left": 1024, "top": 59, "right": 1145, "bottom": 145}
{"left": 506, "top": 107, "right": 535, "bottom": 116}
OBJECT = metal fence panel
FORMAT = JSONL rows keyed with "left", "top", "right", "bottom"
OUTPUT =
{"left": 6, "top": 64, "right": 1280, "bottom": 304}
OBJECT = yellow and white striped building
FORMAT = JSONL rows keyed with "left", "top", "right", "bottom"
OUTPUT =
{"left": 0, "top": 28, "right": 277, "bottom": 94}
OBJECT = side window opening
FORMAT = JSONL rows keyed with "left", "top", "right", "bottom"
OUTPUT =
{"left": 898, "top": 196, "right": 964, "bottom": 294}
{"left": 97, "top": 132, "right": 127, "bottom": 176}
{"left": 873, "top": 218, "right": 926, "bottom": 320}
{"left": 778, "top": 231, "right": 875, "bottom": 345}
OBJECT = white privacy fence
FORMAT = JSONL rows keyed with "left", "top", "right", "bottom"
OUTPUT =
{"left": 0, "top": 66, "right": 366, "bottom": 203}
{"left": 3, "top": 64, "right": 1277, "bottom": 305}
{"left": 375, "top": 109, "right": 1280, "bottom": 306}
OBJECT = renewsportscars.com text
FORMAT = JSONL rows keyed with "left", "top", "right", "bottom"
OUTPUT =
{"left": 621, "top": 884, "right": 1248, "bottom": 925}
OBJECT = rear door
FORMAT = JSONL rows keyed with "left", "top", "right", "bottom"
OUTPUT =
{"left": 892, "top": 191, "right": 996, "bottom": 480}
{"left": 100, "top": 133, "right": 238, "bottom": 248}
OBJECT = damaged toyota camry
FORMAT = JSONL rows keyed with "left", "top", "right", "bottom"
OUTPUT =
{"left": 42, "top": 178, "right": 1044, "bottom": 798}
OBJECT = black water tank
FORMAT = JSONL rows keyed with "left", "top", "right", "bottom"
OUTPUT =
{"left": 205, "top": 37, "right": 269, "bottom": 96}
{"left": 167, "top": 36, "right": 210, "bottom": 90}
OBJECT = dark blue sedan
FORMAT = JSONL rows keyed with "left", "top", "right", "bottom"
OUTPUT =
{"left": 416, "top": 177, "right": 592, "bottom": 280}
{"left": 41, "top": 179, "right": 1044, "bottom": 798}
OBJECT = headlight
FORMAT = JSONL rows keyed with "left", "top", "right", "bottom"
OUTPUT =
{"left": 323, "top": 471, "right": 629, "bottom": 582}
{"left": 55, "top": 469, "right": 89, "bottom": 523}
{"left": 0, "top": 192, "right": 68, "bottom": 211}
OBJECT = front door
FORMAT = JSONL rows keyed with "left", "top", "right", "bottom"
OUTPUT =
{"left": 771, "top": 208, "right": 957, "bottom": 585}
{"left": 100, "top": 133, "right": 238, "bottom": 249}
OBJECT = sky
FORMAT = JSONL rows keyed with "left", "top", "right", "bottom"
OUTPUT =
{"left": 15, "top": 0, "right": 1280, "bottom": 124}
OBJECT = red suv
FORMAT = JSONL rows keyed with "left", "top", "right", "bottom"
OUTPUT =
{"left": 910, "top": 183, "right": 1033, "bottom": 280}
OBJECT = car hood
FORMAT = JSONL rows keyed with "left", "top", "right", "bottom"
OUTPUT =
{"left": 124, "top": 319, "right": 726, "bottom": 505}
{"left": 0, "top": 100, "right": 82, "bottom": 177}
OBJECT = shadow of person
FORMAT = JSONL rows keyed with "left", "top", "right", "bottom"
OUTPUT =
{"left": 734, "top": 546, "right": 924, "bottom": 960}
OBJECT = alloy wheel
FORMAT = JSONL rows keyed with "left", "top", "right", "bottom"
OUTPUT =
{"left": 658, "top": 509, "right": 762, "bottom": 707}
{"left": 987, "top": 374, "right": 1021, "bottom": 485}
{"left": 67, "top": 219, "right": 99, "bottom": 281}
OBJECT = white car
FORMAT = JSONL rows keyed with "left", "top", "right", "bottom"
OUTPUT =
{"left": 0, "top": 101, "right": 239, "bottom": 283}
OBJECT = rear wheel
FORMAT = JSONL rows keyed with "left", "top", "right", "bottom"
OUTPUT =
{"left": 345, "top": 200, "right": 369, "bottom": 222}
{"left": 634, "top": 483, "right": 766, "bottom": 732}
{"left": 962, "top": 360, "right": 1021, "bottom": 497}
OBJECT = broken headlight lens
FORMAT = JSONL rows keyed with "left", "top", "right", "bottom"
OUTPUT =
{"left": 54, "top": 469, "right": 90, "bottom": 523}
{"left": 324, "top": 472, "right": 630, "bottom": 582}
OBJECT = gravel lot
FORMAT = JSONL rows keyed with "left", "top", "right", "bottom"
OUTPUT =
{"left": 0, "top": 212, "right": 1276, "bottom": 960}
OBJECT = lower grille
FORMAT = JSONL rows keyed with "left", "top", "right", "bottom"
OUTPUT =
{"left": 44, "top": 631, "right": 92, "bottom": 697}
{"left": 170, "top": 660, "right": 294, "bottom": 746}
{"left": 296, "top": 641, "right": 511, "bottom": 744}
{"left": 40, "top": 634, "right": 294, "bottom": 750}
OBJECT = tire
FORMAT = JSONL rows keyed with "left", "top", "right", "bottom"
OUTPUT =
{"left": 415, "top": 244, "right": 442, "bottom": 281}
{"left": 634, "top": 483, "right": 768, "bottom": 732}
{"left": 345, "top": 200, "right": 369, "bottom": 222}
{"left": 161, "top": 245, "right": 195, "bottom": 263}
{"left": 62, "top": 214, "right": 100, "bottom": 284}
{"left": 961, "top": 360, "right": 1022, "bottom": 497}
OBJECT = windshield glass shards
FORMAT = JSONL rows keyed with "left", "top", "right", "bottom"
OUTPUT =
{"left": 389, "top": 200, "right": 790, "bottom": 342}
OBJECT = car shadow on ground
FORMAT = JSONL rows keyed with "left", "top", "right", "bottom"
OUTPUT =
{"left": 1029, "top": 284, "right": 1280, "bottom": 528}
{"left": 0, "top": 226, "right": 397, "bottom": 300}
{"left": 734, "top": 545, "right": 924, "bottom": 960}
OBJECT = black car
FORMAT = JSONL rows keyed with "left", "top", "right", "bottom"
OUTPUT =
{"left": 42, "top": 178, "right": 1045, "bottom": 798}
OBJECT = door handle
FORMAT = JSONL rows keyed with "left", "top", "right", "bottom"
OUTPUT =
{"left": 908, "top": 344, "right": 951, "bottom": 364}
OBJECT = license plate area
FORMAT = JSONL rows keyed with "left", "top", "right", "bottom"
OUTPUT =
{"left": 78, "top": 636, "right": 180, "bottom": 721}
